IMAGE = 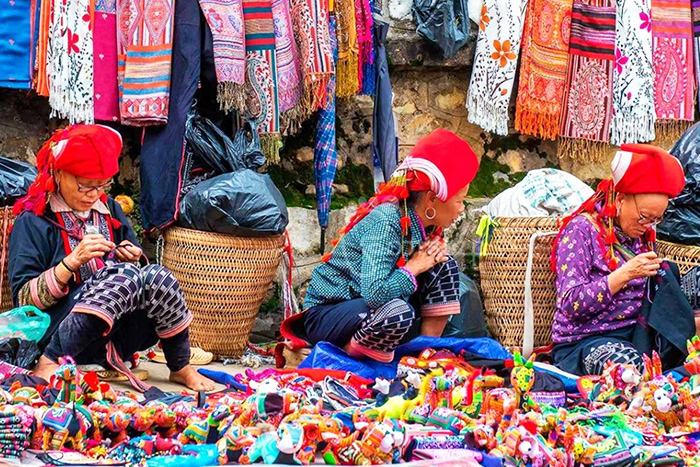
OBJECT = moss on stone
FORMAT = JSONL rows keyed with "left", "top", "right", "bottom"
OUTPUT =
{"left": 469, "top": 155, "right": 520, "bottom": 198}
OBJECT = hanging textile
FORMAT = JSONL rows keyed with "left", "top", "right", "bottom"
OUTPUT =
{"left": 289, "top": 0, "right": 334, "bottom": 112}
{"left": 314, "top": 13, "right": 339, "bottom": 232}
{"left": 693, "top": 0, "right": 700, "bottom": 113}
{"left": 273, "top": 0, "right": 304, "bottom": 134}
{"left": 372, "top": 13, "right": 398, "bottom": 182}
{"left": 0, "top": 0, "right": 39, "bottom": 89}
{"left": 35, "top": 0, "right": 51, "bottom": 95}
{"left": 242, "top": 0, "right": 281, "bottom": 163}
{"left": 117, "top": 0, "right": 175, "bottom": 126}
{"left": 140, "top": 0, "right": 201, "bottom": 231}
{"left": 336, "top": 0, "right": 360, "bottom": 97}
{"left": 466, "top": 0, "right": 529, "bottom": 136}
{"left": 652, "top": 0, "right": 695, "bottom": 138}
{"left": 557, "top": 0, "right": 616, "bottom": 162}
{"left": 48, "top": 0, "right": 94, "bottom": 123}
{"left": 609, "top": 0, "right": 655, "bottom": 145}
{"left": 514, "top": 0, "right": 573, "bottom": 140}
{"left": 198, "top": 0, "right": 247, "bottom": 113}
{"left": 94, "top": 0, "right": 120, "bottom": 122}
{"left": 356, "top": 0, "right": 375, "bottom": 95}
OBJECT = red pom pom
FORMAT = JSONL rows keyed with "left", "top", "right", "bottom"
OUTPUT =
{"left": 331, "top": 238, "right": 340, "bottom": 247}
{"left": 398, "top": 186, "right": 409, "bottom": 199}
{"left": 322, "top": 253, "right": 333, "bottom": 263}
{"left": 601, "top": 203, "right": 616, "bottom": 218}
{"left": 400, "top": 216, "right": 411, "bottom": 235}
{"left": 396, "top": 256, "right": 406, "bottom": 267}
{"left": 604, "top": 230, "right": 617, "bottom": 245}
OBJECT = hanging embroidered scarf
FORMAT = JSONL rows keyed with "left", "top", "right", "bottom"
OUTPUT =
{"left": 272, "top": 0, "right": 304, "bottom": 134}
{"left": 514, "top": 0, "right": 573, "bottom": 140}
{"left": 356, "top": 0, "right": 374, "bottom": 95}
{"left": 243, "top": 0, "right": 281, "bottom": 162}
{"left": 199, "top": 0, "right": 247, "bottom": 113}
{"left": 35, "top": 0, "right": 52, "bottom": 95}
{"left": 94, "top": 0, "right": 120, "bottom": 122}
{"left": 609, "top": 0, "right": 655, "bottom": 145}
{"left": 693, "top": 0, "right": 700, "bottom": 112}
{"left": 466, "top": 0, "right": 529, "bottom": 136}
{"left": 652, "top": 0, "right": 695, "bottom": 132}
{"left": 117, "top": 0, "right": 175, "bottom": 126}
{"left": 289, "top": 0, "right": 334, "bottom": 111}
{"left": 0, "top": 0, "right": 39, "bottom": 89}
{"left": 48, "top": 0, "right": 94, "bottom": 123}
{"left": 336, "top": 0, "right": 360, "bottom": 97}
{"left": 558, "top": 0, "right": 615, "bottom": 162}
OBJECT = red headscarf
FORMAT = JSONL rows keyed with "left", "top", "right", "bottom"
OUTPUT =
{"left": 551, "top": 144, "right": 685, "bottom": 271}
{"left": 14, "top": 125, "right": 122, "bottom": 216}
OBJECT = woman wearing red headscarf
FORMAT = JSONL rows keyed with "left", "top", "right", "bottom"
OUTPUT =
{"left": 281, "top": 129, "right": 481, "bottom": 362}
{"left": 9, "top": 125, "right": 214, "bottom": 392}
{"left": 551, "top": 144, "right": 695, "bottom": 376}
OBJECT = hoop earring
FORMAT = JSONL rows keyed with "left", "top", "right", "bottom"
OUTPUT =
{"left": 425, "top": 207, "right": 436, "bottom": 220}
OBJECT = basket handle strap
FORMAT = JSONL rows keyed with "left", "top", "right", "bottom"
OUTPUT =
{"left": 523, "top": 230, "right": 558, "bottom": 359}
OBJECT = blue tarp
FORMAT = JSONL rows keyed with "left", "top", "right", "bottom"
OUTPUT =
{"left": 298, "top": 336, "right": 511, "bottom": 380}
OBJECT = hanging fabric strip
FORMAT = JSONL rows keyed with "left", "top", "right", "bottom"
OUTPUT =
{"left": 0, "top": 0, "right": 39, "bottom": 90}
{"left": 557, "top": 0, "right": 616, "bottom": 162}
{"left": 117, "top": 0, "right": 175, "bottom": 126}
{"left": 243, "top": 0, "right": 281, "bottom": 162}
{"left": 609, "top": 0, "right": 656, "bottom": 145}
{"left": 94, "top": 0, "right": 120, "bottom": 122}
{"left": 273, "top": 0, "right": 304, "bottom": 134}
{"left": 48, "top": 0, "right": 95, "bottom": 123}
{"left": 198, "top": 0, "right": 247, "bottom": 113}
{"left": 466, "top": 0, "right": 529, "bottom": 136}
{"left": 357, "top": 0, "right": 375, "bottom": 95}
{"left": 289, "top": 0, "right": 334, "bottom": 112}
{"left": 35, "top": 0, "right": 52, "bottom": 95}
{"left": 336, "top": 0, "right": 360, "bottom": 97}
{"left": 514, "top": 0, "right": 573, "bottom": 140}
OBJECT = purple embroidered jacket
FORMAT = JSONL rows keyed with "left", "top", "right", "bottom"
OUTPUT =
{"left": 552, "top": 214, "right": 647, "bottom": 343}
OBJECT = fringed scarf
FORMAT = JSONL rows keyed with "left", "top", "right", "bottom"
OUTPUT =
{"left": 466, "top": 0, "right": 529, "bottom": 136}
{"left": 693, "top": 0, "right": 700, "bottom": 113}
{"left": 117, "top": 0, "right": 175, "bottom": 126}
{"left": 289, "top": 0, "right": 334, "bottom": 113}
{"left": 652, "top": 0, "right": 695, "bottom": 140}
{"left": 0, "top": 0, "right": 39, "bottom": 89}
{"left": 336, "top": 0, "right": 360, "bottom": 98}
{"left": 93, "top": 0, "right": 120, "bottom": 122}
{"left": 273, "top": 0, "right": 304, "bottom": 135}
{"left": 356, "top": 0, "right": 375, "bottom": 95}
{"left": 243, "top": 0, "right": 281, "bottom": 163}
{"left": 199, "top": 0, "right": 247, "bottom": 113}
{"left": 48, "top": 0, "right": 95, "bottom": 123}
{"left": 35, "top": 0, "right": 52, "bottom": 96}
{"left": 514, "top": 0, "right": 573, "bottom": 140}
{"left": 558, "top": 0, "right": 616, "bottom": 162}
{"left": 609, "top": 0, "right": 655, "bottom": 145}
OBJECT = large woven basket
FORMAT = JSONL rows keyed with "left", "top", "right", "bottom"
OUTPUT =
{"left": 0, "top": 208, "right": 14, "bottom": 313}
{"left": 162, "top": 227, "right": 285, "bottom": 359}
{"left": 479, "top": 217, "right": 700, "bottom": 355}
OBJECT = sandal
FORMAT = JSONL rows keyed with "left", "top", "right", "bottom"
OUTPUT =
{"left": 150, "top": 347, "right": 214, "bottom": 366}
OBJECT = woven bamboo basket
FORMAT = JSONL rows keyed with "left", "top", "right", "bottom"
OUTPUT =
{"left": 479, "top": 217, "right": 560, "bottom": 352}
{"left": 162, "top": 227, "right": 284, "bottom": 359}
{"left": 0, "top": 208, "right": 14, "bottom": 313}
{"left": 657, "top": 241, "right": 700, "bottom": 274}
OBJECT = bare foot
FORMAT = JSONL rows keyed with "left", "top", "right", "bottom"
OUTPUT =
{"left": 169, "top": 365, "right": 216, "bottom": 392}
{"left": 32, "top": 355, "right": 60, "bottom": 382}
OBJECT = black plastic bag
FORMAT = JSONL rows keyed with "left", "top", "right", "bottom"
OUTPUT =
{"left": 443, "top": 273, "right": 490, "bottom": 338}
{"left": 657, "top": 122, "right": 700, "bottom": 245}
{"left": 178, "top": 170, "right": 289, "bottom": 236}
{"left": 413, "top": 0, "right": 470, "bottom": 58}
{"left": 184, "top": 111, "right": 265, "bottom": 175}
{"left": 0, "top": 338, "right": 41, "bottom": 370}
{"left": 0, "top": 157, "right": 37, "bottom": 207}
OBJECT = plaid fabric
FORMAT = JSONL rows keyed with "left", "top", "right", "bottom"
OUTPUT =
{"left": 314, "top": 14, "right": 338, "bottom": 229}
{"left": 419, "top": 258, "right": 460, "bottom": 317}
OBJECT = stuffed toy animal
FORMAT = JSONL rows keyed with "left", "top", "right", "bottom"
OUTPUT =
{"left": 40, "top": 404, "right": 88, "bottom": 451}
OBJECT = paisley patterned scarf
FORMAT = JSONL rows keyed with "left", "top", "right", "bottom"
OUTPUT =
{"left": 652, "top": 0, "right": 695, "bottom": 139}
{"left": 289, "top": 0, "right": 334, "bottom": 112}
{"left": 558, "top": 0, "right": 616, "bottom": 162}
{"left": 273, "top": 0, "right": 304, "bottom": 135}
{"left": 48, "top": 0, "right": 95, "bottom": 123}
{"left": 199, "top": 0, "right": 247, "bottom": 113}
{"left": 243, "top": 0, "right": 281, "bottom": 162}
{"left": 466, "top": 0, "right": 529, "bottom": 136}
{"left": 336, "top": 0, "right": 360, "bottom": 97}
{"left": 514, "top": 0, "right": 573, "bottom": 140}
{"left": 609, "top": 0, "right": 655, "bottom": 145}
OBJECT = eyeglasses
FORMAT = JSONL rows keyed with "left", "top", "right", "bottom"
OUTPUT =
{"left": 76, "top": 178, "right": 114, "bottom": 194}
{"left": 632, "top": 195, "right": 664, "bottom": 226}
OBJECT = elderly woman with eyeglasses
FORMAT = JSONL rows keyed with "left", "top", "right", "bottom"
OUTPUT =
{"left": 550, "top": 144, "right": 695, "bottom": 376}
{"left": 8, "top": 125, "right": 214, "bottom": 392}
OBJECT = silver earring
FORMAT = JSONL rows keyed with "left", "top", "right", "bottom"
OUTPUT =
{"left": 425, "top": 207, "right": 436, "bottom": 220}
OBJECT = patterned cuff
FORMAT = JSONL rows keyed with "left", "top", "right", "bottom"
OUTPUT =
{"left": 47, "top": 268, "right": 69, "bottom": 299}
{"left": 398, "top": 267, "right": 418, "bottom": 293}
{"left": 421, "top": 301, "right": 461, "bottom": 317}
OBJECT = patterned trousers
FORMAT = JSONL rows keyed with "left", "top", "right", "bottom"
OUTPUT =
{"left": 303, "top": 258, "right": 461, "bottom": 362}
{"left": 45, "top": 263, "right": 193, "bottom": 375}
